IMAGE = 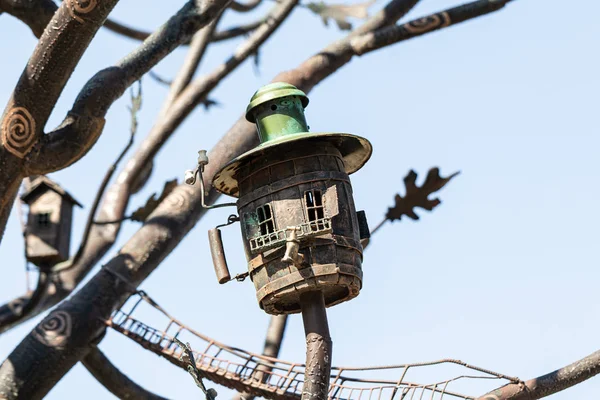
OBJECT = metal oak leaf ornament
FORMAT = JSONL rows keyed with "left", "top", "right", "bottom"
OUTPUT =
{"left": 305, "top": 0, "right": 375, "bottom": 30}
{"left": 386, "top": 168, "right": 459, "bottom": 221}
{"left": 130, "top": 179, "right": 178, "bottom": 222}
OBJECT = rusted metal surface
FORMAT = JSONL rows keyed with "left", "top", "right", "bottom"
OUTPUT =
{"left": 208, "top": 227, "right": 231, "bottom": 284}
{"left": 107, "top": 292, "right": 522, "bottom": 400}
{"left": 233, "top": 141, "right": 364, "bottom": 315}
{"left": 212, "top": 133, "right": 372, "bottom": 197}
{"left": 300, "top": 291, "right": 332, "bottom": 400}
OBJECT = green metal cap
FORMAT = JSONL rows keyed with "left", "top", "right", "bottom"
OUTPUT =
{"left": 245, "top": 82, "right": 310, "bottom": 144}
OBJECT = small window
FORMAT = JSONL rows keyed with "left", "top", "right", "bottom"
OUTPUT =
{"left": 257, "top": 204, "right": 275, "bottom": 235}
{"left": 305, "top": 189, "right": 325, "bottom": 231}
{"left": 36, "top": 212, "right": 51, "bottom": 228}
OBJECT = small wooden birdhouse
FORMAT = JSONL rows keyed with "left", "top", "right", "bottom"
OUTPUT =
{"left": 203, "top": 82, "right": 372, "bottom": 315}
{"left": 20, "top": 176, "right": 82, "bottom": 267}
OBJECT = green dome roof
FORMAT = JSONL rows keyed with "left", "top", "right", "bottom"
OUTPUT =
{"left": 245, "top": 82, "right": 309, "bottom": 123}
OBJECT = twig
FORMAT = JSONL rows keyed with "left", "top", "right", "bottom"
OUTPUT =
{"left": 54, "top": 81, "right": 143, "bottom": 272}
{"left": 148, "top": 71, "right": 173, "bottom": 86}
{"left": 368, "top": 218, "right": 388, "bottom": 237}
{"left": 103, "top": 17, "right": 263, "bottom": 44}
{"left": 211, "top": 19, "right": 264, "bottom": 42}
{"left": 158, "top": 12, "right": 225, "bottom": 118}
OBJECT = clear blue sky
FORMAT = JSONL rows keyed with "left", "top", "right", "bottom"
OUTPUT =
{"left": 1, "top": 0, "right": 599, "bottom": 399}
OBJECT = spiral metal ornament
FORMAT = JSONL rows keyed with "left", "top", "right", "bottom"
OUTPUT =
{"left": 404, "top": 12, "right": 451, "bottom": 34}
{"left": 1, "top": 106, "right": 37, "bottom": 158}
{"left": 166, "top": 186, "right": 193, "bottom": 211}
{"left": 32, "top": 310, "right": 73, "bottom": 348}
{"left": 66, "top": 0, "right": 98, "bottom": 23}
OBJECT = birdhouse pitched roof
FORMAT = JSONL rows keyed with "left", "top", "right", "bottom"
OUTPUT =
{"left": 20, "top": 176, "right": 83, "bottom": 207}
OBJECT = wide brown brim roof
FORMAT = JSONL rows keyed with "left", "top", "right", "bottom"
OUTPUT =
{"left": 212, "top": 132, "right": 372, "bottom": 198}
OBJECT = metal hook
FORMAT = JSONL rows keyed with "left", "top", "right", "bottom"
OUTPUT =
{"left": 216, "top": 214, "right": 240, "bottom": 229}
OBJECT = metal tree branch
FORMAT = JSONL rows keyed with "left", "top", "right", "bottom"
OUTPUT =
{"left": 477, "top": 350, "right": 600, "bottom": 400}
{"left": 351, "top": 0, "right": 514, "bottom": 55}
{"left": 82, "top": 347, "right": 170, "bottom": 400}
{"left": 0, "top": 271, "right": 49, "bottom": 328}
{"left": 0, "top": 0, "right": 515, "bottom": 398}
{"left": 158, "top": 15, "right": 224, "bottom": 119}
{"left": 104, "top": 17, "right": 263, "bottom": 44}
{"left": 232, "top": 315, "right": 288, "bottom": 400}
{"left": 210, "top": 19, "right": 265, "bottom": 41}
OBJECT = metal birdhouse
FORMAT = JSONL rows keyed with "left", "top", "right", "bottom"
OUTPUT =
{"left": 20, "top": 176, "right": 82, "bottom": 268}
{"left": 187, "top": 82, "right": 372, "bottom": 315}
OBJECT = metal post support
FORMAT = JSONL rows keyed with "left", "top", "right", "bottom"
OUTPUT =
{"left": 300, "top": 290, "right": 332, "bottom": 400}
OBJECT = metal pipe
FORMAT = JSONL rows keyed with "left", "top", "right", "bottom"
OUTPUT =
{"left": 208, "top": 228, "right": 231, "bottom": 284}
{"left": 300, "top": 290, "right": 332, "bottom": 400}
